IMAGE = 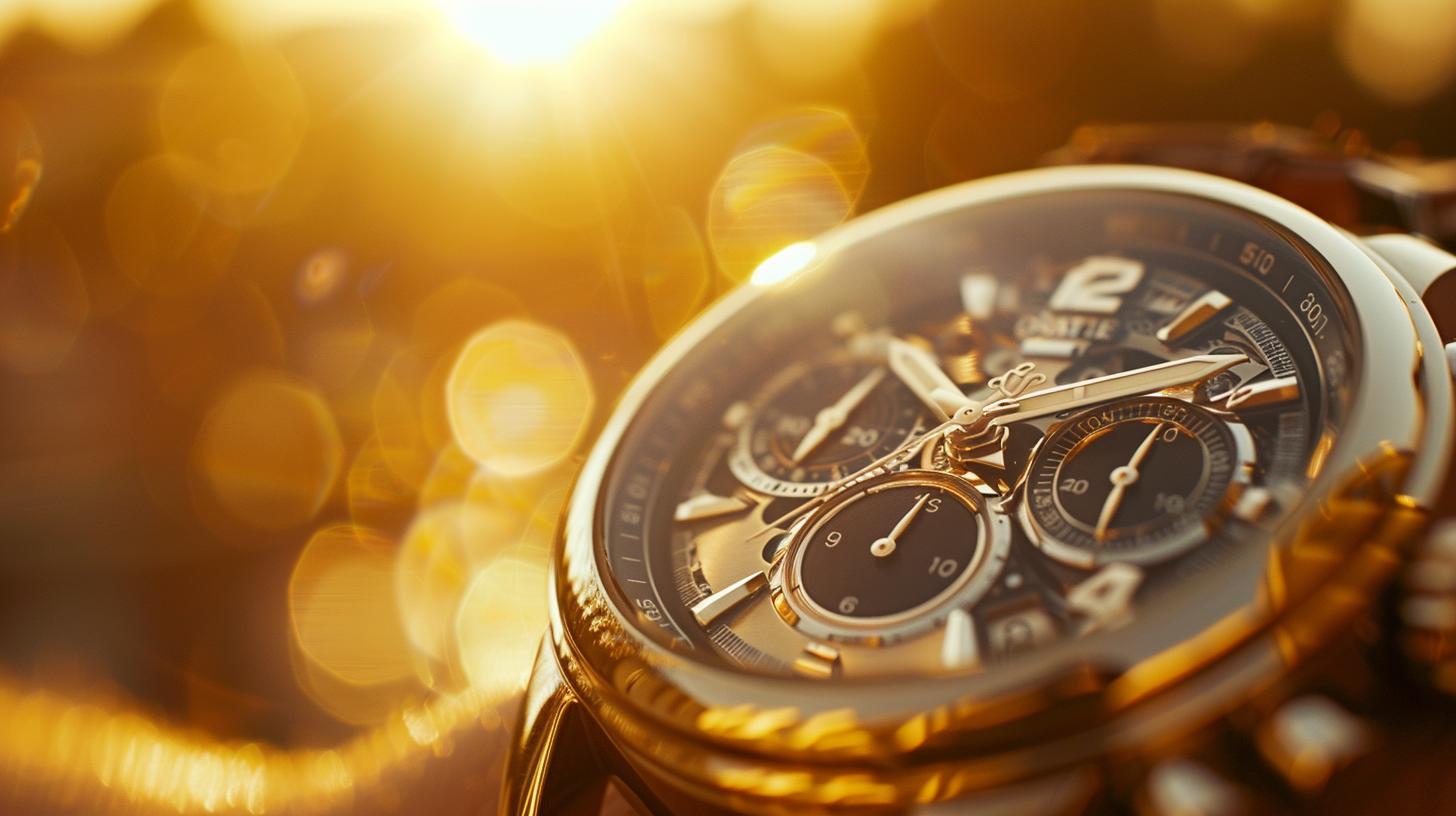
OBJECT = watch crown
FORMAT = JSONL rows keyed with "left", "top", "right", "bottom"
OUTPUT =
{"left": 1399, "top": 519, "right": 1456, "bottom": 693}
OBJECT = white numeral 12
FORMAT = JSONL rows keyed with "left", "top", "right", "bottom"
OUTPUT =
{"left": 1049, "top": 256, "right": 1145, "bottom": 314}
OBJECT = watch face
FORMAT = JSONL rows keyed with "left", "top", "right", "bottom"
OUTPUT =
{"left": 597, "top": 185, "right": 1360, "bottom": 680}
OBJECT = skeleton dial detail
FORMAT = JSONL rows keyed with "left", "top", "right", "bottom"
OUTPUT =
{"left": 601, "top": 189, "right": 1357, "bottom": 680}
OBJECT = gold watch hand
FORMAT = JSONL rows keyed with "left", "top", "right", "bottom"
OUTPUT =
{"left": 745, "top": 413, "right": 963, "bottom": 542}
{"left": 870, "top": 492, "right": 931, "bottom": 558}
{"left": 790, "top": 367, "right": 887, "bottom": 464}
{"left": 887, "top": 336, "right": 967, "bottom": 421}
{"left": 750, "top": 356, "right": 1240, "bottom": 547}
{"left": 1093, "top": 421, "right": 1166, "bottom": 541}
{"left": 987, "top": 353, "right": 1246, "bottom": 428}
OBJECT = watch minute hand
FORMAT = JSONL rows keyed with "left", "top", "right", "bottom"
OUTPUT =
{"left": 987, "top": 353, "right": 1247, "bottom": 427}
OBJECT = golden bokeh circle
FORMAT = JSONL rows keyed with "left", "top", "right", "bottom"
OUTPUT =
{"left": 193, "top": 371, "right": 344, "bottom": 532}
{"left": 158, "top": 43, "right": 308, "bottom": 195}
{"left": 446, "top": 319, "right": 594, "bottom": 478}
{"left": 104, "top": 155, "right": 239, "bottom": 298}
{"left": 707, "top": 145, "right": 851, "bottom": 284}
{"left": 453, "top": 556, "right": 549, "bottom": 697}
{"left": 740, "top": 107, "right": 871, "bottom": 205}
{"left": 395, "top": 499, "right": 523, "bottom": 665}
{"left": 289, "top": 524, "right": 417, "bottom": 690}
{"left": 1336, "top": 0, "right": 1456, "bottom": 105}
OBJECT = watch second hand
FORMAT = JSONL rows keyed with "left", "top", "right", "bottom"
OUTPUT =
{"left": 870, "top": 492, "right": 931, "bottom": 558}
{"left": 1094, "top": 421, "right": 1166, "bottom": 541}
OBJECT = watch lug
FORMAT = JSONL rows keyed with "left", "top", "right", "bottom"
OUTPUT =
{"left": 502, "top": 637, "right": 677, "bottom": 816}
{"left": 1360, "top": 233, "right": 1456, "bottom": 299}
{"left": 501, "top": 637, "right": 578, "bottom": 816}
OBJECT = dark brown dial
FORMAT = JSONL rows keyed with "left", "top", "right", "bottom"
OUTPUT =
{"left": 793, "top": 477, "right": 981, "bottom": 621}
{"left": 598, "top": 183, "right": 1359, "bottom": 679}
{"left": 728, "top": 355, "right": 928, "bottom": 497}
{"left": 1025, "top": 397, "right": 1253, "bottom": 568}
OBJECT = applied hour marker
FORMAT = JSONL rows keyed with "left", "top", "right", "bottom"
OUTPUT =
{"left": 960, "top": 272, "right": 999, "bottom": 320}
{"left": 690, "top": 572, "right": 767, "bottom": 626}
{"left": 1232, "top": 486, "right": 1275, "bottom": 523}
{"left": 1068, "top": 562, "right": 1143, "bottom": 633}
{"left": 792, "top": 641, "right": 842, "bottom": 678}
{"left": 1155, "top": 289, "right": 1232, "bottom": 345}
{"left": 1020, "top": 337, "right": 1086, "bottom": 359}
{"left": 1048, "top": 256, "right": 1145, "bottom": 314}
{"left": 1221, "top": 376, "right": 1300, "bottom": 410}
{"left": 674, "top": 492, "right": 751, "bottom": 523}
{"left": 722, "top": 401, "right": 752, "bottom": 431}
{"left": 940, "top": 608, "right": 979, "bottom": 670}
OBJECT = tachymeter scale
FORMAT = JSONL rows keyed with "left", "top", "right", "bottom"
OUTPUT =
{"left": 1023, "top": 397, "right": 1255, "bottom": 568}
{"left": 728, "top": 356, "right": 927, "bottom": 497}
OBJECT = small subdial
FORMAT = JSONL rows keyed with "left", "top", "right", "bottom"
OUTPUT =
{"left": 1022, "top": 396, "right": 1254, "bottom": 569}
{"left": 729, "top": 354, "right": 928, "bottom": 497}
{"left": 772, "top": 471, "right": 1009, "bottom": 643}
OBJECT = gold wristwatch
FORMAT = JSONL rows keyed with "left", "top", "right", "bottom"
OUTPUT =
{"left": 502, "top": 124, "right": 1456, "bottom": 815}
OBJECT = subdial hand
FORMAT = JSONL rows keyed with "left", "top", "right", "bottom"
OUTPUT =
{"left": 1093, "top": 422, "right": 1166, "bottom": 541}
{"left": 886, "top": 336, "right": 967, "bottom": 421}
{"left": 790, "top": 367, "right": 887, "bottom": 464}
{"left": 870, "top": 491, "right": 931, "bottom": 558}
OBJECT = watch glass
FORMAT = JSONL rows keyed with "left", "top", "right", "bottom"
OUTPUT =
{"left": 598, "top": 187, "right": 1359, "bottom": 680}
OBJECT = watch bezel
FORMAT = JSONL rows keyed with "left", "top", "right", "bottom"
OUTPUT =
{"left": 549, "top": 165, "right": 1452, "bottom": 802}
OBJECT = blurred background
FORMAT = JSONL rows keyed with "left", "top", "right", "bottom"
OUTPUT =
{"left": 1, "top": 0, "right": 1455, "bottom": 813}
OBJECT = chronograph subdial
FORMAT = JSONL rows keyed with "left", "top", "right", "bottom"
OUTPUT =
{"left": 770, "top": 470, "right": 1010, "bottom": 645}
{"left": 1021, "top": 396, "right": 1255, "bottom": 569}
{"left": 729, "top": 354, "right": 929, "bottom": 497}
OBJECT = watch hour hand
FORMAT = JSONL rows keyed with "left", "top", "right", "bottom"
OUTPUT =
{"left": 887, "top": 337, "right": 967, "bottom": 421}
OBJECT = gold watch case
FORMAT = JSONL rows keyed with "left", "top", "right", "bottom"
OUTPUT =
{"left": 505, "top": 166, "right": 1456, "bottom": 814}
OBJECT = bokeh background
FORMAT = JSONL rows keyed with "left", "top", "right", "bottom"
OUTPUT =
{"left": 1, "top": 0, "right": 1455, "bottom": 813}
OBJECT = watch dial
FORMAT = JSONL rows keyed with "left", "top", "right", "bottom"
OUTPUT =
{"left": 599, "top": 187, "right": 1359, "bottom": 679}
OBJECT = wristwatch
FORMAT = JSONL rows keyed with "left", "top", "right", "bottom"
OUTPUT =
{"left": 501, "top": 123, "right": 1456, "bottom": 815}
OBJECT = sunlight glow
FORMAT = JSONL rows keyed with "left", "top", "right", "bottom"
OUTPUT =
{"left": 437, "top": 0, "right": 629, "bottom": 66}
{"left": 750, "top": 240, "right": 817, "bottom": 287}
